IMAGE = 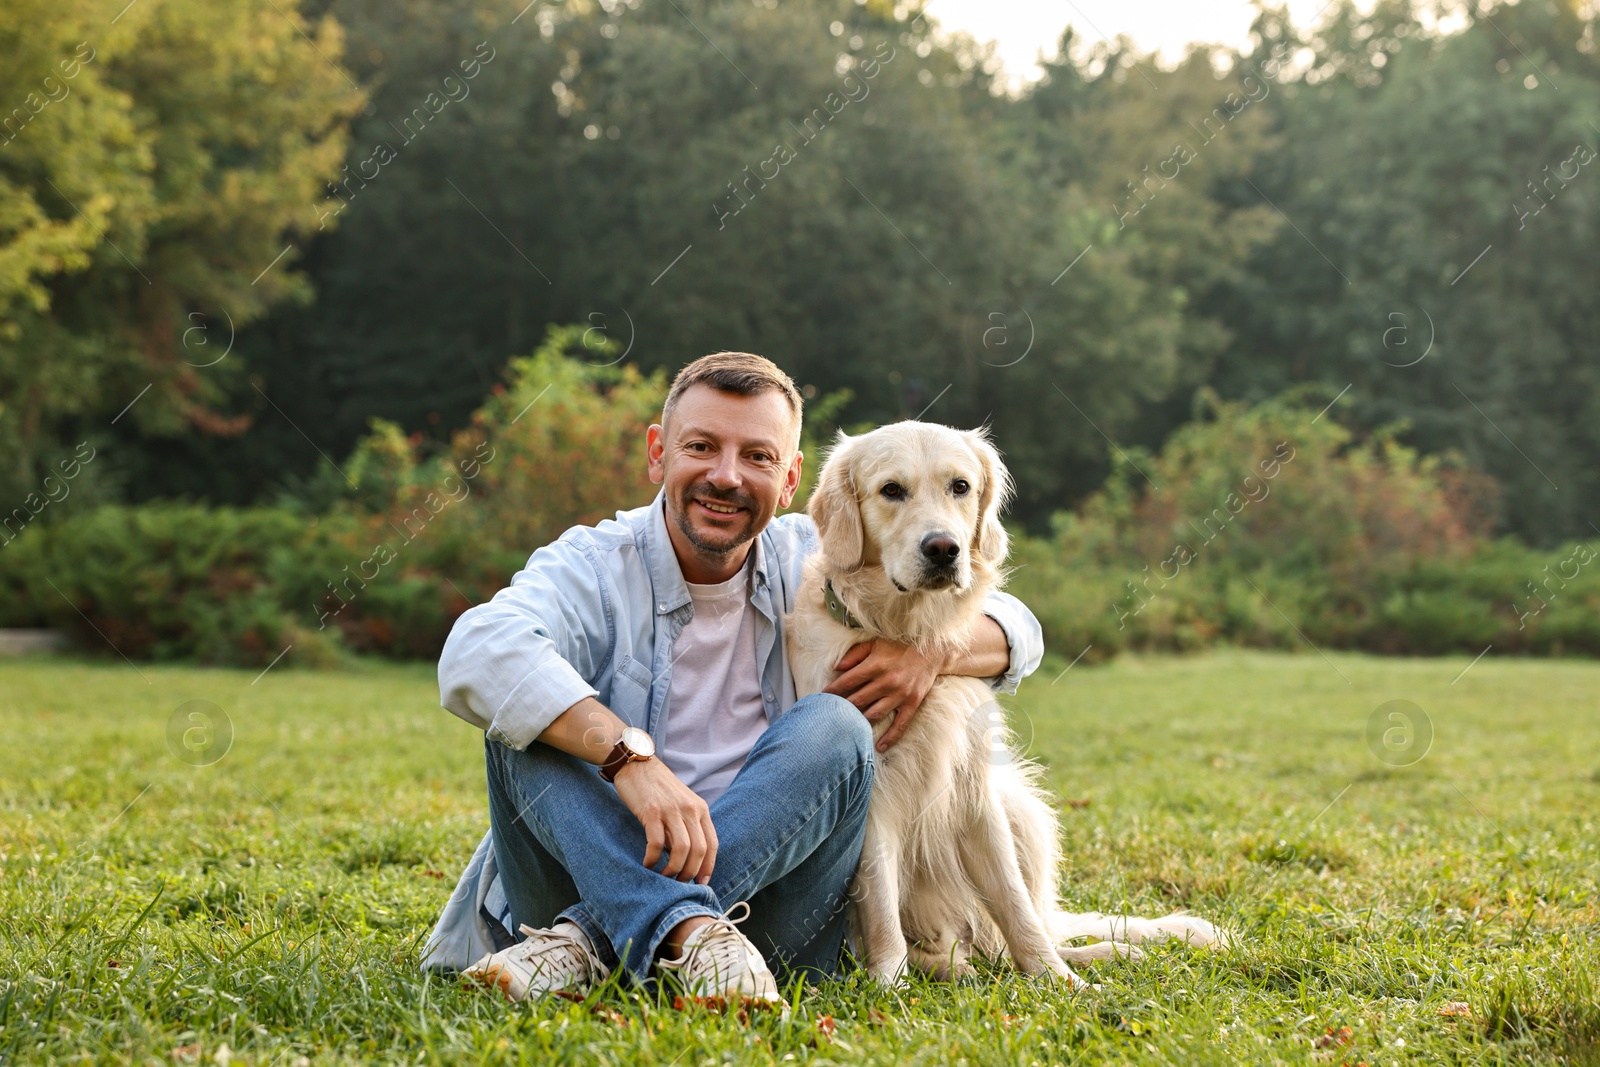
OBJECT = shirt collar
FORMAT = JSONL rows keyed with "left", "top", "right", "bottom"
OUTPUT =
{"left": 644, "top": 491, "right": 772, "bottom": 616}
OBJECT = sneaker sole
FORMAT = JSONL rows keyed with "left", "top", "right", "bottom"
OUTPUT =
{"left": 468, "top": 961, "right": 596, "bottom": 1004}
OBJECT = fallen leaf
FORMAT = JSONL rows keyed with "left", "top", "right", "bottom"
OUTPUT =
{"left": 816, "top": 1015, "right": 836, "bottom": 1041}
{"left": 1438, "top": 1002, "right": 1472, "bottom": 1018}
{"left": 672, "top": 995, "right": 726, "bottom": 1012}
{"left": 1061, "top": 798, "right": 1093, "bottom": 809}
{"left": 171, "top": 1044, "right": 201, "bottom": 1063}
{"left": 590, "top": 1005, "right": 629, "bottom": 1026}
{"left": 420, "top": 869, "right": 446, "bottom": 879}
{"left": 1314, "top": 1026, "right": 1353, "bottom": 1049}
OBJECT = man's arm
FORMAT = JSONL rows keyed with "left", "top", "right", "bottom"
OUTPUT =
{"left": 537, "top": 697, "right": 718, "bottom": 886}
{"left": 439, "top": 538, "right": 718, "bottom": 885}
{"left": 438, "top": 536, "right": 607, "bottom": 749}
{"left": 823, "top": 590, "right": 1044, "bottom": 751}
{"left": 974, "top": 588, "right": 1045, "bottom": 694}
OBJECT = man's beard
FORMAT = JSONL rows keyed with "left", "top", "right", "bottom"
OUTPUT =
{"left": 673, "top": 482, "right": 760, "bottom": 556}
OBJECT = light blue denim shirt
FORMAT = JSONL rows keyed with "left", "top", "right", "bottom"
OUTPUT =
{"left": 421, "top": 490, "right": 1043, "bottom": 972}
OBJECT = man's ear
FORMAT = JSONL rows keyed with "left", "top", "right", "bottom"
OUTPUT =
{"left": 777, "top": 448, "right": 804, "bottom": 511}
{"left": 808, "top": 432, "right": 864, "bottom": 571}
{"left": 969, "top": 431, "right": 1011, "bottom": 565}
{"left": 646, "top": 423, "right": 666, "bottom": 485}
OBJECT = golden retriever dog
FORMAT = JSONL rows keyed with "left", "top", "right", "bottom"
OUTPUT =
{"left": 786, "top": 421, "right": 1227, "bottom": 986}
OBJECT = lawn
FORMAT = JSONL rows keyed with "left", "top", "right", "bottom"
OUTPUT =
{"left": 1, "top": 650, "right": 1596, "bottom": 1065}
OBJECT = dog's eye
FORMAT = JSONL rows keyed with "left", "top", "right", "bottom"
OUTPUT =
{"left": 952, "top": 479, "right": 970, "bottom": 496}
{"left": 880, "top": 482, "right": 905, "bottom": 500}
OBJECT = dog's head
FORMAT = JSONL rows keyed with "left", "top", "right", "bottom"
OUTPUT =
{"left": 808, "top": 421, "right": 1011, "bottom": 594}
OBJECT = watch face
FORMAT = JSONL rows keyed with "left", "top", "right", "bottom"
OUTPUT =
{"left": 621, "top": 726, "right": 655, "bottom": 758}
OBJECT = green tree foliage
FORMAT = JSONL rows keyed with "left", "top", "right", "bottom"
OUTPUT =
{"left": 173, "top": 0, "right": 1268, "bottom": 527}
{"left": 1216, "top": 0, "right": 1600, "bottom": 544}
{"left": 8, "top": 0, "right": 1598, "bottom": 554}
{"left": 994, "top": 34, "right": 1282, "bottom": 511}
{"left": 0, "top": 0, "right": 362, "bottom": 502}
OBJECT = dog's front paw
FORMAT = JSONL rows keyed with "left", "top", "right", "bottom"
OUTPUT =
{"left": 1027, "top": 952, "right": 1095, "bottom": 992}
{"left": 867, "top": 961, "right": 910, "bottom": 989}
{"left": 1062, "top": 968, "right": 1099, "bottom": 993}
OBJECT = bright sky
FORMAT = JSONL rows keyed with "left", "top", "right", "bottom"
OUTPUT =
{"left": 921, "top": 0, "right": 1343, "bottom": 85}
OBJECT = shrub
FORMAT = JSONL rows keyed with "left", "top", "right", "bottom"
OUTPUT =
{"left": 289, "top": 325, "right": 855, "bottom": 658}
{"left": 0, "top": 324, "right": 853, "bottom": 663}
{"left": 6, "top": 503, "right": 340, "bottom": 666}
{"left": 279, "top": 325, "right": 671, "bottom": 657}
{"left": 1016, "top": 389, "right": 1508, "bottom": 658}
{"left": 1370, "top": 538, "right": 1600, "bottom": 656}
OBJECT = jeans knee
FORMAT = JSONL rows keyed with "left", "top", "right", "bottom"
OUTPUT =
{"left": 790, "top": 693, "right": 874, "bottom": 781}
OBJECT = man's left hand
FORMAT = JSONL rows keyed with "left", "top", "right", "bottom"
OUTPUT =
{"left": 823, "top": 638, "right": 946, "bottom": 752}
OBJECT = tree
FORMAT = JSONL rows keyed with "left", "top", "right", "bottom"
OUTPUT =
{"left": 159, "top": 0, "right": 1273, "bottom": 526}
{"left": 1215, "top": 0, "right": 1600, "bottom": 543}
{"left": 0, "top": 0, "right": 362, "bottom": 505}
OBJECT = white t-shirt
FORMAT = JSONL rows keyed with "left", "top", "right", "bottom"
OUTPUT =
{"left": 659, "top": 559, "right": 769, "bottom": 804}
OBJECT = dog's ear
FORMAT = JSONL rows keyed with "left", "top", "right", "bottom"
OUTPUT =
{"left": 969, "top": 431, "right": 1012, "bottom": 566}
{"left": 808, "top": 431, "right": 865, "bottom": 571}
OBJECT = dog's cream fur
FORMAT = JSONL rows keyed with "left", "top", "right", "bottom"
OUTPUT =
{"left": 786, "top": 421, "right": 1227, "bottom": 985}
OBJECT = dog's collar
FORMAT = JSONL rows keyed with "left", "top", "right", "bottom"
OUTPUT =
{"left": 823, "top": 579, "right": 863, "bottom": 629}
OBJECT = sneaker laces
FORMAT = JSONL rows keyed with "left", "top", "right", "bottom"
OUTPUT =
{"left": 507, "top": 922, "right": 608, "bottom": 981}
{"left": 681, "top": 901, "right": 755, "bottom": 983}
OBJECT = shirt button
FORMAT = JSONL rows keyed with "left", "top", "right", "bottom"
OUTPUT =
{"left": 658, "top": 603, "right": 666, "bottom": 611}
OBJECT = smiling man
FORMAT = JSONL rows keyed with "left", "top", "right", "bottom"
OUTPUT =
{"left": 422, "top": 353, "right": 1042, "bottom": 1001}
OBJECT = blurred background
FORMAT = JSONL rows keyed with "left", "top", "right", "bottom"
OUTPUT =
{"left": 1, "top": 0, "right": 1596, "bottom": 667}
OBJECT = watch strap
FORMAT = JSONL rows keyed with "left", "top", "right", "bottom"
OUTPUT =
{"left": 599, "top": 736, "right": 647, "bottom": 783}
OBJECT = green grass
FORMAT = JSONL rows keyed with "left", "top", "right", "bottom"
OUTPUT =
{"left": 1, "top": 650, "right": 1597, "bottom": 1065}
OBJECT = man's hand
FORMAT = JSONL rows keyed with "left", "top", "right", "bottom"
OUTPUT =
{"left": 824, "top": 637, "right": 945, "bottom": 752}
{"left": 612, "top": 757, "right": 718, "bottom": 885}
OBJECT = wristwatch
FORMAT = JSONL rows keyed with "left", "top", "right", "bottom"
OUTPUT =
{"left": 598, "top": 726, "right": 656, "bottom": 783}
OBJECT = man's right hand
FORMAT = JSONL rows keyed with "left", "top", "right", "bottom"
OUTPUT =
{"left": 612, "top": 756, "right": 718, "bottom": 885}
{"left": 536, "top": 695, "right": 717, "bottom": 885}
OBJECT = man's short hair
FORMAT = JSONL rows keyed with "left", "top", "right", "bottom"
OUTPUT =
{"left": 662, "top": 352, "right": 803, "bottom": 451}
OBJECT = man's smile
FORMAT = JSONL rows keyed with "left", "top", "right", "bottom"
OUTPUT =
{"left": 694, "top": 499, "right": 745, "bottom": 517}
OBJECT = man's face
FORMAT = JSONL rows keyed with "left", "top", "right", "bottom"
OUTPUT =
{"left": 647, "top": 385, "right": 802, "bottom": 571}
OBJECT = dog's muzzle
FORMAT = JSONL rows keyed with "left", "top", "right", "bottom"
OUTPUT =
{"left": 916, "top": 533, "right": 962, "bottom": 588}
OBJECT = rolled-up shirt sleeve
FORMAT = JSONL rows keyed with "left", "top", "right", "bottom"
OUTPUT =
{"left": 438, "top": 534, "right": 608, "bottom": 750}
{"left": 980, "top": 589, "right": 1044, "bottom": 695}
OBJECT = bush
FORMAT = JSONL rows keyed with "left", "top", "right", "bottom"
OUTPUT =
{"left": 274, "top": 325, "right": 671, "bottom": 658}
{"left": 1369, "top": 538, "right": 1600, "bottom": 656}
{"left": 1014, "top": 388, "right": 1519, "bottom": 659}
{"left": 0, "top": 327, "right": 675, "bottom": 663}
{"left": 9, "top": 359, "right": 1596, "bottom": 665}
{"left": 288, "top": 325, "right": 852, "bottom": 658}
{"left": 5, "top": 503, "right": 341, "bottom": 666}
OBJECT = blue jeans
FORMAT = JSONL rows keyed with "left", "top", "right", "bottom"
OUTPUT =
{"left": 484, "top": 693, "right": 874, "bottom": 985}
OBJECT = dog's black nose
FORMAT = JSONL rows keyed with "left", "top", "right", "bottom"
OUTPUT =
{"left": 921, "top": 534, "right": 961, "bottom": 565}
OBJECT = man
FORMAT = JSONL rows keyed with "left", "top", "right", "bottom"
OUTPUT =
{"left": 422, "top": 352, "right": 1042, "bottom": 1001}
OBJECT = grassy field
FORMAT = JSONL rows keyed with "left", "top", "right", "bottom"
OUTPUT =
{"left": 1, "top": 649, "right": 1596, "bottom": 1065}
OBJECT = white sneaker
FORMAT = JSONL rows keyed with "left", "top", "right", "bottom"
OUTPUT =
{"left": 656, "top": 902, "right": 781, "bottom": 1004}
{"left": 463, "top": 920, "right": 609, "bottom": 1002}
